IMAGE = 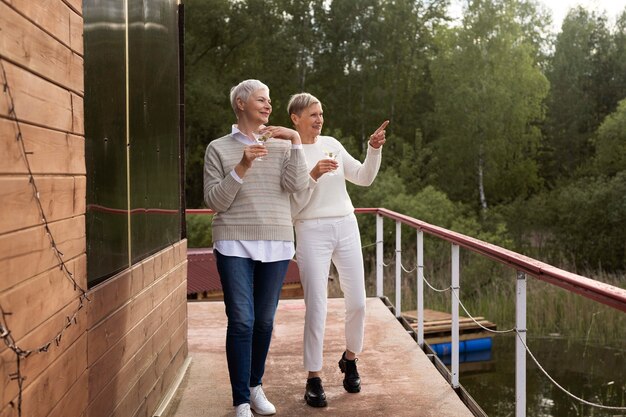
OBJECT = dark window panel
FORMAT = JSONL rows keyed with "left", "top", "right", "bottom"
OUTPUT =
{"left": 84, "top": 0, "right": 129, "bottom": 286}
{"left": 128, "top": 0, "right": 181, "bottom": 263}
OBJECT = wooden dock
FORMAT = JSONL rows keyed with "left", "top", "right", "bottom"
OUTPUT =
{"left": 164, "top": 298, "right": 475, "bottom": 417}
{"left": 403, "top": 309, "right": 497, "bottom": 344}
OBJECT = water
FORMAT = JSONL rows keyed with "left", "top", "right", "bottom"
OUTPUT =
{"left": 455, "top": 335, "right": 626, "bottom": 416}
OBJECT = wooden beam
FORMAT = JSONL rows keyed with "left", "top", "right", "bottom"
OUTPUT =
{"left": 69, "top": 10, "right": 83, "bottom": 55}
{"left": 88, "top": 303, "right": 187, "bottom": 417}
{"left": 86, "top": 291, "right": 187, "bottom": 417}
{"left": 139, "top": 323, "right": 187, "bottom": 417}
{"left": 0, "top": 176, "right": 85, "bottom": 235}
{"left": 0, "top": 2, "right": 83, "bottom": 94}
{"left": 0, "top": 216, "right": 85, "bottom": 293}
{"left": 0, "top": 334, "right": 87, "bottom": 417}
{"left": 61, "top": 0, "right": 82, "bottom": 17}
{"left": 0, "top": 297, "right": 88, "bottom": 401}
{"left": 71, "top": 92, "right": 84, "bottom": 135}
{"left": 0, "top": 60, "right": 76, "bottom": 133}
{"left": 412, "top": 321, "right": 497, "bottom": 334}
{"left": 87, "top": 272, "right": 185, "bottom": 371}
{"left": 87, "top": 244, "right": 181, "bottom": 329}
{"left": 0, "top": 0, "right": 81, "bottom": 53}
{"left": 0, "top": 255, "right": 86, "bottom": 344}
{"left": 46, "top": 370, "right": 88, "bottom": 417}
{"left": 0, "top": 118, "right": 85, "bottom": 175}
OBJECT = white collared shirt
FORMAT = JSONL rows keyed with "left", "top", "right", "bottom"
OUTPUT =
{"left": 213, "top": 125, "right": 302, "bottom": 262}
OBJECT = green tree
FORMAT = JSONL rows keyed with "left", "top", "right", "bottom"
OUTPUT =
{"left": 428, "top": 0, "right": 549, "bottom": 212}
{"left": 543, "top": 7, "right": 614, "bottom": 181}
{"left": 594, "top": 98, "right": 626, "bottom": 176}
{"left": 612, "top": 9, "right": 626, "bottom": 107}
{"left": 547, "top": 174, "right": 626, "bottom": 271}
{"left": 183, "top": 0, "right": 448, "bottom": 207}
{"left": 184, "top": 0, "right": 306, "bottom": 207}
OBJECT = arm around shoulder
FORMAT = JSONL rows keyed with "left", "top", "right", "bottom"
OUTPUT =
{"left": 281, "top": 147, "right": 309, "bottom": 193}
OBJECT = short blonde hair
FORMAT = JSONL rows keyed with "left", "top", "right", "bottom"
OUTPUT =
{"left": 287, "top": 92, "right": 321, "bottom": 116}
{"left": 230, "top": 79, "right": 269, "bottom": 116}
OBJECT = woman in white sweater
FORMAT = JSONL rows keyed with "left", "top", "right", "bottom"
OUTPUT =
{"left": 288, "top": 92, "right": 388, "bottom": 408}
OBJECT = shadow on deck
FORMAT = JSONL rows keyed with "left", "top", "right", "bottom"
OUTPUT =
{"left": 164, "top": 298, "right": 474, "bottom": 417}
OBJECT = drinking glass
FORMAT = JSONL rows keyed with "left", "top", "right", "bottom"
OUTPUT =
{"left": 323, "top": 149, "right": 338, "bottom": 176}
{"left": 253, "top": 132, "right": 270, "bottom": 161}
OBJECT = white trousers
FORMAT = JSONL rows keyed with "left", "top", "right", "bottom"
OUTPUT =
{"left": 295, "top": 213, "right": 366, "bottom": 372}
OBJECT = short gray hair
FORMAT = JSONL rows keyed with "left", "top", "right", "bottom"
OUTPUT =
{"left": 230, "top": 79, "right": 270, "bottom": 116}
{"left": 287, "top": 92, "right": 321, "bottom": 116}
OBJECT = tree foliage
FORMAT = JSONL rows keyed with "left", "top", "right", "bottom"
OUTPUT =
{"left": 594, "top": 98, "right": 626, "bottom": 176}
{"left": 543, "top": 7, "right": 626, "bottom": 181}
{"left": 184, "top": 0, "right": 626, "bottom": 272}
{"left": 428, "top": 0, "right": 549, "bottom": 210}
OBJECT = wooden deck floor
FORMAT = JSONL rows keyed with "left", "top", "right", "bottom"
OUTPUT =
{"left": 164, "top": 298, "right": 474, "bottom": 417}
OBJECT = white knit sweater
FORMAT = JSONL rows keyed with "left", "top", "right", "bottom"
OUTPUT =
{"left": 291, "top": 136, "right": 382, "bottom": 220}
{"left": 204, "top": 134, "right": 308, "bottom": 242}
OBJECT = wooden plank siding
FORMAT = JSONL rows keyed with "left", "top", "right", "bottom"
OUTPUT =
{"left": 0, "top": 60, "right": 81, "bottom": 134}
{"left": 0, "top": 334, "right": 88, "bottom": 417}
{"left": 0, "top": 176, "right": 86, "bottom": 235}
{"left": 0, "top": 1, "right": 84, "bottom": 93}
{"left": 0, "top": 215, "right": 85, "bottom": 295}
{"left": 0, "top": 243, "right": 188, "bottom": 417}
{"left": 85, "top": 244, "right": 188, "bottom": 417}
{"left": 0, "top": 2, "right": 88, "bottom": 414}
{"left": 0, "top": 118, "right": 85, "bottom": 175}
{"left": 2, "top": 0, "right": 83, "bottom": 55}
{"left": 61, "top": 0, "right": 82, "bottom": 17}
{"left": 47, "top": 371, "right": 89, "bottom": 417}
{"left": 0, "top": 254, "right": 87, "bottom": 348}
{"left": 0, "top": 3, "right": 188, "bottom": 417}
{"left": 0, "top": 297, "right": 89, "bottom": 402}
{"left": 87, "top": 291, "right": 187, "bottom": 417}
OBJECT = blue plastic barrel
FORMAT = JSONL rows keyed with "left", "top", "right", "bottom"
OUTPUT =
{"left": 431, "top": 337, "right": 492, "bottom": 356}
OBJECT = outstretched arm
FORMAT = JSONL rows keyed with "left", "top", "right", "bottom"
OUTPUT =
{"left": 343, "top": 120, "right": 389, "bottom": 186}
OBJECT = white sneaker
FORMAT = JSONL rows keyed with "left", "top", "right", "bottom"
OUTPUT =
{"left": 250, "top": 385, "right": 276, "bottom": 415}
{"left": 235, "top": 403, "right": 252, "bottom": 417}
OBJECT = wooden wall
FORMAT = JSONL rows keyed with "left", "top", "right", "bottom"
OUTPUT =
{"left": 0, "top": 1, "right": 188, "bottom": 416}
{"left": 84, "top": 242, "right": 188, "bottom": 417}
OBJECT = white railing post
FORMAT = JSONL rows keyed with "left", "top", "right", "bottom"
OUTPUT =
{"left": 376, "top": 214, "right": 383, "bottom": 297}
{"left": 395, "top": 221, "right": 401, "bottom": 318}
{"left": 516, "top": 271, "right": 527, "bottom": 417}
{"left": 417, "top": 230, "right": 424, "bottom": 347}
{"left": 451, "top": 244, "right": 460, "bottom": 388}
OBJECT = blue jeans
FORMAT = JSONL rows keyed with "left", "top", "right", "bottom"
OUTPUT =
{"left": 215, "top": 250, "right": 290, "bottom": 406}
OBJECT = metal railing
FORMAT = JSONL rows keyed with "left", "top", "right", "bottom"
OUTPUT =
{"left": 356, "top": 207, "right": 626, "bottom": 417}
{"left": 186, "top": 207, "right": 626, "bottom": 416}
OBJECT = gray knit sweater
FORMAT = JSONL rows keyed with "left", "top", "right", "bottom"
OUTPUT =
{"left": 203, "top": 134, "right": 308, "bottom": 242}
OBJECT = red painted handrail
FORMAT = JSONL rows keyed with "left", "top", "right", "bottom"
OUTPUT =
{"left": 356, "top": 208, "right": 626, "bottom": 313}
{"left": 187, "top": 209, "right": 215, "bottom": 215}
{"left": 186, "top": 208, "right": 626, "bottom": 313}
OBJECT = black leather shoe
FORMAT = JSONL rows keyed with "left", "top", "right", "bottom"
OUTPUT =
{"left": 338, "top": 352, "right": 361, "bottom": 393}
{"left": 304, "top": 377, "right": 327, "bottom": 407}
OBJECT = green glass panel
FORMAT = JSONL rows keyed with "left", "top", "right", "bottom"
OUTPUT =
{"left": 128, "top": 0, "right": 182, "bottom": 263}
{"left": 84, "top": 0, "right": 129, "bottom": 286}
{"left": 84, "top": 0, "right": 182, "bottom": 286}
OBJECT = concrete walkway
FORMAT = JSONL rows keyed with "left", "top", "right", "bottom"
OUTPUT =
{"left": 165, "top": 298, "right": 474, "bottom": 417}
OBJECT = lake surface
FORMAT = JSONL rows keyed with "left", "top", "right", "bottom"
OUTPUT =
{"left": 450, "top": 335, "right": 626, "bottom": 416}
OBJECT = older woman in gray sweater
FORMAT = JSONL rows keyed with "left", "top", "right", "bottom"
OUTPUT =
{"left": 204, "top": 79, "right": 308, "bottom": 417}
